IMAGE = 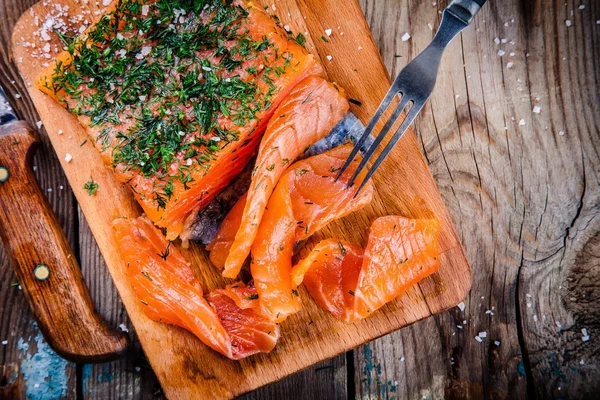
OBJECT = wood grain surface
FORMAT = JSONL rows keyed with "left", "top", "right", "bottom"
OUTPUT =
{"left": 1, "top": 0, "right": 598, "bottom": 399}
{"left": 7, "top": 0, "right": 470, "bottom": 398}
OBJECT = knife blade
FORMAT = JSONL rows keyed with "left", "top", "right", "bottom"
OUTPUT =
{"left": 0, "top": 84, "right": 129, "bottom": 363}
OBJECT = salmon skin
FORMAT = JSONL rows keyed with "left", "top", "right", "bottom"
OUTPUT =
{"left": 222, "top": 76, "right": 349, "bottom": 278}
{"left": 210, "top": 145, "right": 374, "bottom": 322}
{"left": 292, "top": 216, "right": 441, "bottom": 322}
{"left": 37, "top": 0, "right": 322, "bottom": 240}
{"left": 113, "top": 216, "right": 278, "bottom": 360}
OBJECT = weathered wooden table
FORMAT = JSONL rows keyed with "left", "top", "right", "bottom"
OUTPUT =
{"left": 1, "top": 0, "right": 598, "bottom": 398}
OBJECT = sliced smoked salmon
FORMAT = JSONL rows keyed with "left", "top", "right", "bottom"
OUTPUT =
{"left": 222, "top": 76, "right": 349, "bottom": 278}
{"left": 249, "top": 145, "right": 373, "bottom": 322}
{"left": 113, "top": 216, "right": 278, "bottom": 359}
{"left": 292, "top": 216, "right": 441, "bottom": 322}
{"left": 38, "top": 0, "right": 322, "bottom": 239}
{"left": 292, "top": 239, "right": 363, "bottom": 322}
{"left": 207, "top": 193, "right": 248, "bottom": 269}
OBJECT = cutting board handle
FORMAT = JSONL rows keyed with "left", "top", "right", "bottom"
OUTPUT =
{"left": 0, "top": 120, "right": 129, "bottom": 363}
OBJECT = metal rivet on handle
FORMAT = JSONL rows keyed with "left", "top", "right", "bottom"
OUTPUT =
{"left": 34, "top": 264, "right": 50, "bottom": 281}
{"left": 0, "top": 166, "right": 8, "bottom": 183}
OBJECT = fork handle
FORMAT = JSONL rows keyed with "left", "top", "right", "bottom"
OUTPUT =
{"left": 447, "top": 0, "right": 487, "bottom": 25}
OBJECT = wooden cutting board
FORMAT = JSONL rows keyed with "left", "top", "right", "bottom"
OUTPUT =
{"left": 12, "top": 0, "right": 471, "bottom": 398}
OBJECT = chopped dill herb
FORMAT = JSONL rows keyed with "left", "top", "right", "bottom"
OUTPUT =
{"left": 338, "top": 241, "right": 346, "bottom": 256}
{"left": 83, "top": 178, "right": 98, "bottom": 196}
{"left": 49, "top": 0, "right": 301, "bottom": 210}
{"left": 348, "top": 290, "right": 355, "bottom": 296}
{"left": 157, "top": 242, "right": 171, "bottom": 261}
{"left": 245, "top": 294, "right": 259, "bottom": 300}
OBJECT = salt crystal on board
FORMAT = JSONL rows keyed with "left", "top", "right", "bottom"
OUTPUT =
{"left": 582, "top": 328, "right": 590, "bottom": 342}
{"left": 494, "top": 341, "right": 501, "bottom": 346}
{"left": 507, "top": 62, "right": 514, "bottom": 69}
{"left": 401, "top": 32, "right": 411, "bottom": 42}
{"left": 498, "top": 50, "right": 505, "bottom": 56}
{"left": 36, "top": 121, "right": 43, "bottom": 129}
{"left": 578, "top": 5, "right": 585, "bottom": 10}
{"left": 475, "top": 336, "right": 483, "bottom": 343}
{"left": 478, "top": 332, "right": 487, "bottom": 338}
{"left": 1, "top": 340, "right": 7, "bottom": 345}
{"left": 119, "top": 324, "right": 129, "bottom": 333}
{"left": 533, "top": 105, "right": 541, "bottom": 113}
{"left": 519, "top": 119, "right": 526, "bottom": 126}
{"left": 566, "top": 19, "right": 572, "bottom": 26}
{"left": 457, "top": 302, "right": 465, "bottom": 311}
{"left": 580, "top": 359, "right": 585, "bottom": 365}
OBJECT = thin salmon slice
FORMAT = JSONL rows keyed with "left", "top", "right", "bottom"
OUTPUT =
{"left": 292, "top": 216, "right": 441, "bottom": 322}
{"left": 113, "top": 216, "right": 278, "bottom": 359}
{"left": 222, "top": 76, "right": 349, "bottom": 278}
{"left": 249, "top": 145, "right": 373, "bottom": 322}
{"left": 207, "top": 193, "right": 247, "bottom": 269}
{"left": 207, "top": 282, "right": 280, "bottom": 358}
{"left": 292, "top": 239, "right": 363, "bottom": 322}
{"left": 38, "top": 0, "right": 322, "bottom": 240}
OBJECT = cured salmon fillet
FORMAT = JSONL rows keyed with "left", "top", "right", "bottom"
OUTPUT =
{"left": 211, "top": 145, "right": 373, "bottom": 322}
{"left": 38, "top": 0, "right": 322, "bottom": 239}
{"left": 222, "top": 76, "right": 349, "bottom": 278}
{"left": 113, "top": 216, "right": 278, "bottom": 359}
{"left": 292, "top": 216, "right": 441, "bottom": 322}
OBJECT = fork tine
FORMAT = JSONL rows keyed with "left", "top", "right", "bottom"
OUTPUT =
{"left": 335, "top": 87, "right": 400, "bottom": 181}
{"left": 353, "top": 102, "right": 425, "bottom": 196}
{"left": 347, "top": 95, "right": 411, "bottom": 187}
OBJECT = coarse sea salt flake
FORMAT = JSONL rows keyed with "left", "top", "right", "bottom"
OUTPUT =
{"left": 324, "top": 28, "right": 332, "bottom": 36}
{"left": 284, "top": 25, "right": 290, "bottom": 32}
{"left": 533, "top": 105, "right": 541, "bottom": 113}
{"left": 119, "top": 323, "right": 129, "bottom": 332}
{"left": 36, "top": 121, "right": 43, "bottom": 129}
{"left": 566, "top": 19, "right": 572, "bottom": 26}
{"left": 65, "top": 153, "right": 72, "bottom": 162}
{"left": 494, "top": 341, "right": 501, "bottom": 346}
{"left": 475, "top": 336, "right": 483, "bottom": 342}
{"left": 457, "top": 302, "right": 465, "bottom": 311}
{"left": 141, "top": 5, "right": 149, "bottom": 15}
{"left": 519, "top": 119, "right": 526, "bottom": 126}
{"left": 186, "top": 158, "right": 193, "bottom": 166}
{"left": 103, "top": 0, "right": 112, "bottom": 6}
{"left": 326, "top": 55, "right": 332, "bottom": 61}
{"left": 401, "top": 32, "right": 411, "bottom": 42}
{"left": 478, "top": 332, "right": 487, "bottom": 338}
{"left": 498, "top": 50, "right": 505, "bottom": 56}
{"left": 507, "top": 62, "right": 514, "bottom": 69}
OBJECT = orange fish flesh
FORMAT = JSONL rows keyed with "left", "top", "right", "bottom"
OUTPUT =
{"left": 210, "top": 145, "right": 373, "bottom": 322}
{"left": 292, "top": 216, "right": 441, "bottom": 322}
{"left": 38, "top": 0, "right": 322, "bottom": 239}
{"left": 113, "top": 216, "right": 278, "bottom": 359}
{"left": 222, "top": 76, "right": 349, "bottom": 278}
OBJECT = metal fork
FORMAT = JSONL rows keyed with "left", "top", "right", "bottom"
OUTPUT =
{"left": 338, "top": 0, "right": 487, "bottom": 194}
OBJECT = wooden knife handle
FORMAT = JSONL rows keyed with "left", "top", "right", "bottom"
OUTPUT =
{"left": 0, "top": 120, "right": 129, "bottom": 363}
